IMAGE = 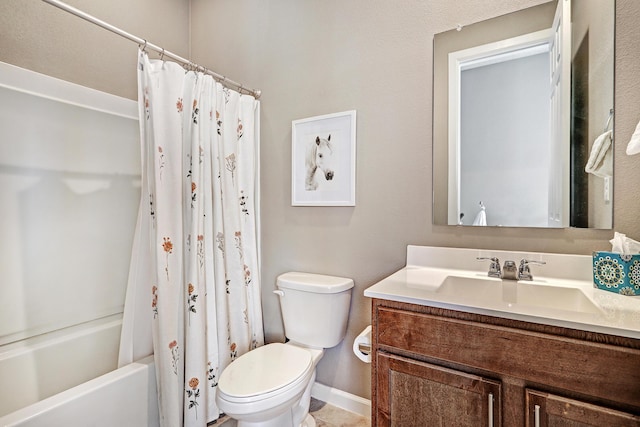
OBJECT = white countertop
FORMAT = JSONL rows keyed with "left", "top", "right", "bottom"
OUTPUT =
{"left": 364, "top": 246, "right": 640, "bottom": 340}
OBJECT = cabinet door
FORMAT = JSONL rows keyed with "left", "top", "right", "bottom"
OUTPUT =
{"left": 526, "top": 389, "right": 640, "bottom": 427}
{"left": 376, "top": 352, "right": 501, "bottom": 427}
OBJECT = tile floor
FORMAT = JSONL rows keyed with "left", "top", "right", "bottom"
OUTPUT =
{"left": 211, "top": 398, "right": 371, "bottom": 427}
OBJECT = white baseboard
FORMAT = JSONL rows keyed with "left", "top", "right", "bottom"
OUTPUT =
{"left": 310, "top": 382, "right": 371, "bottom": 418}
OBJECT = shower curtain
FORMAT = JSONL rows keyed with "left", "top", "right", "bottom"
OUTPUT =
{"left": 118, "top": 50, "right": 264, "bottom": 427}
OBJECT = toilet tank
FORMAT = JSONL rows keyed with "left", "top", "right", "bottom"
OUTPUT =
{"left": 276, "top": 272, "right": 354, "bottom": 349}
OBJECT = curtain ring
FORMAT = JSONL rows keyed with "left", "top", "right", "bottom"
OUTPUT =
{"left": 160, "top": 48, "right": 165, "bottom": 61}
{"left": 140, "top": 39, "right": 147, "bottom": 52}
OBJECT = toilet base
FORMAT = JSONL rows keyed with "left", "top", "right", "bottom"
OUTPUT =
{"left": 301, "top": 413, "right": 316, "bottom": 427}
{"left": 218, "top": 345, "right": 324, "bottom": 427}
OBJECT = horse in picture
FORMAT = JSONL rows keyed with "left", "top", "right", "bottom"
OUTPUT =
{"left": 305, "top": 134, "right": 335, "bottom": 191}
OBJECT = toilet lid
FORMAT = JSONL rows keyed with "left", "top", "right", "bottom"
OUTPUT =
{"left": 218, "top": 343, "right": 312, "bottom": 399}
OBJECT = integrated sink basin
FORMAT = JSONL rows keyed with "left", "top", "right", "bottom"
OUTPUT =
{"left": 364, "top": 246, "right": 640, "bottom": 339}
{"left": 436, "top": 276, "right": 501, "bottom": 299}
{"left": 436, "top": 275, "right": 602, "bottom": 314}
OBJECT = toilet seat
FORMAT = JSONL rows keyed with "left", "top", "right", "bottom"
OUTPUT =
{"left": 217, "top": 343, "right": 313, "bottom": 403}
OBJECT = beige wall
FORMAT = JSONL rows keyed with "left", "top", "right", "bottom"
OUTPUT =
{"left": 0, "top": 0, "right": 190, "bottom": 99}
{"left": 191, "top": 0, "right": 640, "bottom": 401}
{"left": 2, "top": 0, "right": 639, "bottom": 404}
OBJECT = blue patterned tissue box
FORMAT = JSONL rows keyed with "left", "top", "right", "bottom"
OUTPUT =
{"left": 592, "top": 252, "right": 640, "bottom": 296}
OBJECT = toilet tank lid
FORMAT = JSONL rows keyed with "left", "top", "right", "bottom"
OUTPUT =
{"left": 277, "top": 272, "right": 354, "bottom": 293}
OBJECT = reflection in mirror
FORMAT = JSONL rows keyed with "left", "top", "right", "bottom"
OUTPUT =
{"left": 433, "top": 0, "right": 615, "bottom": 229}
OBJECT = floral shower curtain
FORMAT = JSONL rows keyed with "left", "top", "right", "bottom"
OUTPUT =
{"left": 119, "top": 49, "right": 264, "bottom": 427}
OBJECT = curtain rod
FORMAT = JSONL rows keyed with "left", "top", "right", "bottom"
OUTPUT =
{"left": 40, "top": 0, "right": 261, "bottom": 99}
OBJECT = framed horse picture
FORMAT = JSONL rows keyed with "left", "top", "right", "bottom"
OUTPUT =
{"left": 291, "top": 110, "right": 356, "bottom": 206}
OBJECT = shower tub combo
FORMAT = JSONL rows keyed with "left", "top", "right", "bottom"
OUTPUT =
{"left": 0, "top": 62, "right": 158, "bottom": 426}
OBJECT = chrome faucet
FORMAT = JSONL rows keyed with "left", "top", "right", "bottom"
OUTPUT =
{"left": 477, "top": 257, "right": 501, "bottom": 278}
{"left": 478, "top": 257, "right": 545, "bottom": 280}
{"left": 501, "top": 260, "right": 518, "bottom": 280}
{"left": 518, "top": 259, "right": 546, "bottom": 280}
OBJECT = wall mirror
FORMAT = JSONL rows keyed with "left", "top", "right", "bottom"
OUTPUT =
{"left": 433, "top": 0, "right": 615, "bottom": 229}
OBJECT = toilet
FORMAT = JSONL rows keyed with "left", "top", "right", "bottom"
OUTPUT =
{"left": 216, "top": 272, "right": 354, "bottom": 427}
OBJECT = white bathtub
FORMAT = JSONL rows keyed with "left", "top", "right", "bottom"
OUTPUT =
{"left": 0, "top": 315, "right": 159, "bottom": 427}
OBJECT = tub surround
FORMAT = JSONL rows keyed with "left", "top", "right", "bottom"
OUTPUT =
{"left": 364, "top": 245, "right": 640, "bottom": 339}
{"left": 0, "top": 315, "right": 122, "bottom": 419}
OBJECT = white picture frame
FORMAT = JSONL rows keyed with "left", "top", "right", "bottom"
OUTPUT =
{"left": 291, "top": 110, "right": 356, "bottom": 206}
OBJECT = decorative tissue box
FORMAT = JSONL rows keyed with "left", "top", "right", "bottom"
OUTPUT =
{"left": 593, "top": 252, "right": 640, "bottom": 296}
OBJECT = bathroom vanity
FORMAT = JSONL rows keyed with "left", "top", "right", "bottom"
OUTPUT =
{"left": 365, "top": 246, "right": 640, "bottom": 426}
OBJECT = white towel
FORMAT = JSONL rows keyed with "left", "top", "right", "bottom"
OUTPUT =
{"left": 626, "top": 119, "right": 640, "bottom": 155}
{"left": 472, "top": 205, "right": 487, "bottom": 226}
{"left": 585, "top": 129, "right": 613, "bottom": 178}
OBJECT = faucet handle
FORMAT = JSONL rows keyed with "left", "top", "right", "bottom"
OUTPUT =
{"left": 477, "top": 257, "right": 501, "bottom": 278}
{"left": 518, "top": 259, "right": 546, "bottom": 280}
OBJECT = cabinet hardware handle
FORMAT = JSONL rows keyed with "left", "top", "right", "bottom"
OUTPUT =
{"left": 488, "top": 393, "right": 494, "bottom": 427}
{"left": 534, "top": 404, "right": 541, "bottom": 427}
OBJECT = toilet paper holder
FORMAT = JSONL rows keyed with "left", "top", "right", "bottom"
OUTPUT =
{"left": 356, "top": 341, "right": 371, "bottom": 355}
{"left": 353, "top": 325, "right": 372, "bottom": 363}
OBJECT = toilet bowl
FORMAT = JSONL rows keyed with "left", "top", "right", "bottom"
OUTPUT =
{"left": 216, "top": 272, "right": 354, "bottom": 427}
{"left": 217, "top": 343, "right": 323, "bottom": 427}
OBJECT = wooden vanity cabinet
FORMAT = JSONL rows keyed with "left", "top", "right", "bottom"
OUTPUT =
{"left": 377, "top": 352, "right": 501, "bottom": 426}
{"left": 371, "top": 299, "right": 640, "bottom": 427}
{"left": 525, "top": 390, "right": 640, "bottom": 427}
